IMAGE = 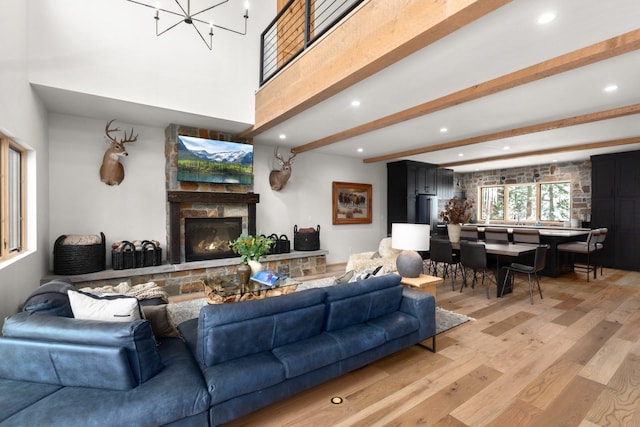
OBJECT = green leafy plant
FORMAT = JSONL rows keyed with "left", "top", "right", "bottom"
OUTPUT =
{"left": 228, "top": 234, "right": 275, "bottom": 263}
{"left": 440, "top": 197, "right": 475, "bottom": 225}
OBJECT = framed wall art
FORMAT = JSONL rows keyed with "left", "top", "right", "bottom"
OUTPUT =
{"left": 332, "top": 181, "right": 372, "bottom": 225}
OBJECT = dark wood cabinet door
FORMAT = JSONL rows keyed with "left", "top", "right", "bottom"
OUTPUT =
{"left": 591, "top": 157, "right": 616, "bottom": 198}
{"left": 614, "top": 197, "right": 640, "bottom": 270}
{"left": 616, "top": 157, "right": 640, "bottom": 198}
{"left": 416, "top": 165, "right": 437, "bottom": 195}
{"left": 437, "top": 168, "right": 454, "bottom": 199}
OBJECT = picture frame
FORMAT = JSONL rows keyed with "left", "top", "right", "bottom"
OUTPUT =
{"left": 332, "top": 181, "right": 372, "bottom": 225}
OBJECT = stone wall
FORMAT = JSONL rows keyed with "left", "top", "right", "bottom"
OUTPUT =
{"left": 453, "top": 160, "right": 591, "bottom": 224}
{"left": 52, "top": 252, "right": 327, "bottom": 298}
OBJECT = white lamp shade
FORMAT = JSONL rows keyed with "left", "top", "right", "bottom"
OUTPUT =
{"left": 391, "top": 223, "right": 430, "bottom": 251}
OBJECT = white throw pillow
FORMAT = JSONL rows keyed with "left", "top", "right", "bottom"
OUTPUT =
{"left": 68, "top": 289, "right": 142, "bottom": 322}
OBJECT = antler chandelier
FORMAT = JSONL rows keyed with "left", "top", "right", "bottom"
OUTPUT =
{"left": 126, "top": 0, "right": 249, "bottom": 50}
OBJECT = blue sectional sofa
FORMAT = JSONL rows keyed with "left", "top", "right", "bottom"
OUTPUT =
{"left": 0, "top": 274, "right": 435, "bottom": 426}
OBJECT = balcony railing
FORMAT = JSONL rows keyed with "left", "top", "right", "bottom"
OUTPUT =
{"left": 260, "top": 0, "right": 364, "bottom": 86}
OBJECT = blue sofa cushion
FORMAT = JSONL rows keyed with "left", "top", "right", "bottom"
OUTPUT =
{"left": 202, "top": 351, "right": 285, "bottom": 405}
{"left": 0, "top": 338, "right": 210, "bottom": 427}
{"left": 273, "top": 304, "right": 325, "bottom": 347}
{"left": 2, "top": 312, "right": 162, "bottom": 386}
{"left": 22, "top": 278, "right": 75, "bottom": 317}
{"left": 0, "top": 338, "right": 136, "bottom": 390}
{"left": 326, "top": 324, "right": 386, "bottom": 358}
{"left": 324, "top": 275, "right": 402, "bottom": 331}
{"left": 272, "top": 332, "right": 341, "bottom": 378}
{"left": 197, "top": 288, "right": 326, "bottom": 366}
{"left": 368, "top": 312, "right": 420, "bottom": 341}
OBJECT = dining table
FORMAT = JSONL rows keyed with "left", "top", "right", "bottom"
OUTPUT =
{"left": 446, "top": 240, "right": 539, "bottom": 297}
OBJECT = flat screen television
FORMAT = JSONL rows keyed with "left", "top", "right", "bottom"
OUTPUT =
{"left": 177, "top": 135, "right": 253, "bottom": 184}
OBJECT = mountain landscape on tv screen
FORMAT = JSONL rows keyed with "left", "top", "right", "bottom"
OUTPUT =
{"left": 177, "top": 137, "right": 253, "bottom": 184}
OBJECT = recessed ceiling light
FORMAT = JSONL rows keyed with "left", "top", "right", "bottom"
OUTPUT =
{"left": 537, "top": 11, "right": 556, "bottom": 25}
{"left": 604, "top": 84, "right": 619, "bottom": 92}
{"left": 279, "top": 134, "right": 286, "bottom": 139}
{"left": 458, "top": 153, "right": 464, "bottom": 157}
{"left": 351, "top": 100, "right": 361, "bottom": 107}
{"left": 503, "top": 146, "right": 510, "bottom": 150}
{"left": 440, "top": 127, "right": 448, "bottom": 133}
{"left": 357, "top": 148, "right": 363, "bottom": 153}
{"left": 552, "top": 159, "right": 557, "bottom": 163}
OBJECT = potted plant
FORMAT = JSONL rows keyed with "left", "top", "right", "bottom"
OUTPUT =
{"left": 229, "top": 234, "right": 276, "bottom": 277}
{"left": 440, "top": 197, "right": 475, "bottom": 243}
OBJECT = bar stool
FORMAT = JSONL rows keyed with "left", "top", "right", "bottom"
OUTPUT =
{"left": 557, "top": 229, "right": 601, "bottom": 281}
{"left": 460, "top": 225, "right": 479, "bottom": 242}
{"left": 512, "top": 228, "right": 540, "bottom": 244}
{"left": 594, "top": 227, "right": 607, "bottom": 276}
{"left": 484, "top": 227, "right": 509, "bottom": 243}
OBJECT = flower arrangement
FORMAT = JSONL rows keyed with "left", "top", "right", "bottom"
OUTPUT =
{"left": 228, "top": 234, "right": 275, "bottom": 263}
{"left": 440, "top": 197, "right": 475, "bottom": 225}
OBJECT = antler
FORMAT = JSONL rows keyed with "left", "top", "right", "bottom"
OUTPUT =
{"left": 105, "top": 119, "right": 138, "bottom": 144}
{"left": 274, "top": 146, "right": 296, "bottom": 164}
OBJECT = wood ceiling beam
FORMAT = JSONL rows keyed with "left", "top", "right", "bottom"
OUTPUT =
{"left": 438, "top": 136, "right": 640, "bottom": 168}
{"left": 241, "top": 0, "right": 511, "bottom": 139}
{"left": 362, "top": 103, "right": 640, "bottom": 163}
{"left": 292, "top": 28, "right": 640, "bottom": 155}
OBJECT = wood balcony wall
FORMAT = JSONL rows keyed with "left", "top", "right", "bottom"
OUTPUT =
{"left": 244, "top": 0, "right": 510, "bottom": 138}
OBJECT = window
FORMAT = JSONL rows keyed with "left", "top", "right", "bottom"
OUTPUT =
{"left": 0, "top": 135, "right": 26, "bottom": 261}
{"left": 479, "top": 182, "right": 570, "bottom": 223}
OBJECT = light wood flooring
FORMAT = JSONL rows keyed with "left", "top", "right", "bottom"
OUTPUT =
{"left": 225, "top": 266, "right": 640, "bottom": 426}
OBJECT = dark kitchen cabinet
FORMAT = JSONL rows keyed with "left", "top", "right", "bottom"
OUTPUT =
{"left": 387, "top": 160, "right": 442, "bottom": 235}
{"left": 437, "top": 168, "right": 454, "bottom": 200}
{"left": 591, "top": 151, "right": 640, "bottom": 271}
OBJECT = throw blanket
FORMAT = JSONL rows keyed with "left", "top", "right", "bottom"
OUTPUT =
{"left": 80, "top": 281, "right": 168, "bottom": 303}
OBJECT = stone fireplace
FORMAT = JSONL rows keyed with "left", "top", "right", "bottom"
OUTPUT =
{"left": 165, "top": 124, "right": 258, "bottom": 264}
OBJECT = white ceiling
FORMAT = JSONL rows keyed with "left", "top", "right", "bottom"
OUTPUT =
{"left": 34, "top": 0, "right": 640, "bottom": 173}
{"left": 250, "top": 0, "right": 640, "bottom": 172}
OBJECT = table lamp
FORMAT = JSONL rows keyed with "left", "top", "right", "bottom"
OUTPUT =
{"left": 391, "top": 223, "right": 430, "bottom": 278}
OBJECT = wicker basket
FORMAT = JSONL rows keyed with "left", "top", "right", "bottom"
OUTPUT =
{"left": 294, "top": 225, "right": 320, "bottom": 251}
{"left": 135, "top": 240, "right": 162, "bottom": 267}
{"left": 53, "top": 232, "right": 106, "bottom": 275}
{"left": 112, "top": 241, "right": 137, "bottom": 270}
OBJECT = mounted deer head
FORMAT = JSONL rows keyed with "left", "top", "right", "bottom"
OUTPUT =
{"left": 100, "top": 119, "right": 137, "bottom": 186}
{"left": 269, "top": 147, "right": 297, "bottom": 191}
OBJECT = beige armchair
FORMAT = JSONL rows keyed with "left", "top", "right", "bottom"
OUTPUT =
{"left": 346, "top": 237, "right": 402, "bottom": 274}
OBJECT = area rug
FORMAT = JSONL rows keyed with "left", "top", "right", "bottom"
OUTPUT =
{"left": 167, "top": 277, "right": 474, "bottom": 335}
{"left": 436, "top": 307, "right": 474, "bottom": 334}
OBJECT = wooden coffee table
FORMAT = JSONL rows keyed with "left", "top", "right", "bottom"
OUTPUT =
{"left": 400, "top": 274, "right": 442, "bottom": 299}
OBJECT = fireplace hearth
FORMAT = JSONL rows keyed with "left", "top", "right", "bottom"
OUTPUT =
{"left": 185, "top": 217, "right": 242, "bottom": 262}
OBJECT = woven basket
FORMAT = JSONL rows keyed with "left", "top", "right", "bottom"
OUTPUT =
{"left": 135, "top": 240, "right": 162, "bottom": 267}
{"left": 294, "top": 225, "right": 320, "bottom": 251}
{"left": 53, "top": 232, "right": 106, "bottom": 275}
{"left": 112, "top": 241, "right": 137, "bottom": 270}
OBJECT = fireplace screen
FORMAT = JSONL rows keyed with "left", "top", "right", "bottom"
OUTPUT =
{"left": 184, "top": 217, "right": 242, "bottom": 262}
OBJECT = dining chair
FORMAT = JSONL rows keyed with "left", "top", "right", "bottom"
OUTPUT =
{"left": 556, "top": 229, "right": 600, "bottom": 281}
{"left": 484, "top": 227, "right": 509, "bottom": 243}
{"left": 500, "top": 244, "right": 549, "bottom": 304}
{"left": 428, "top": 239, "right": 461, "bottom": 291}
{"left": 460, "top": 225, "right": 479, "bottom": 242}
{"left": 512, "top": 228, "right": 540, "bottom": 244}
{"left": 459, "top": 241, "right": 491, "bottom": 298}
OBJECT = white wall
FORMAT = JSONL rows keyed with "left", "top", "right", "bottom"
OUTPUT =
{"left": 27, "top": 0, "right": 275, "bottom": 124}
{"left": 252, "top": 145, "right": 388, "bottom": 263}
{"left": 48, "top": 114, "right": 167, "bottom": 260}
{"left": 0, "top": 0, "right": 51, "bottom": 324}
{"left": 47, "top": 116, "right": 388, "bottom": 267}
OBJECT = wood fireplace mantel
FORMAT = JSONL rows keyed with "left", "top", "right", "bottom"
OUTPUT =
{"left": 167, "top": 191, "right": 260, "bottom": 264}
